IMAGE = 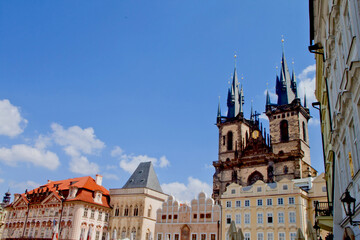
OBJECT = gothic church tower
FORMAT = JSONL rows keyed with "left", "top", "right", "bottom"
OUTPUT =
{"left": 212, "top": 52, "right": 317, "bottom": 203}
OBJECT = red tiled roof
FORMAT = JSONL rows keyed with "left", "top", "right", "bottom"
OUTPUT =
{"left": 17, "top": 176, "right": 110, "bottom": 208}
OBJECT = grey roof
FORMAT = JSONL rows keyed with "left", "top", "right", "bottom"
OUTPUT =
{"left": 122, "top": 162, "right": 163, "bottom": 193}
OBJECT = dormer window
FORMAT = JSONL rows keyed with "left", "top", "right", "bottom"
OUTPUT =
{"left": 68, "top": 187, "right": 78, "bottom": 199}
{"left": 94, "top": 191, "right": 103, "bottom": 204}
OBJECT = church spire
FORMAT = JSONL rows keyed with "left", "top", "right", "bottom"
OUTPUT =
{"left": 239, "top": 85, "right": 244, "bottom": 114}
{"left": 226, "top": 56, "right": 241, "bottom": 118}
{"left": 291, "top": 68, "right": 298, "bottom": 98}
{"left": 276, "top": 39, "right": 296, "bottom": 105}
{"left": 304, "top": 93, "right": 307, "bottom": 108}
{"left": 266, "top": 90, "right": 271, "bottom": 106}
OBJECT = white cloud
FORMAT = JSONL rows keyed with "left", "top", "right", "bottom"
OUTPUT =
{"left": 159, "top": 156, "right": 170, "bottom": 168}
{"left": 112, "top": 146, "right": 170, "bottom": 173}
{"left": 161, "top": 177, "right": 212, "bottom": 202}
{"left": 111, "top": 146, "right": 123, "bottom": 157}
{"left": 35, "top": 135, "right": 52, "bottom": 150}
{"left": 0, "top": 144, "right": 60, "bottom": 170}
{"left": 0, "top": 99, "right": 27, "bottom": 137}
{"left": 51, "top": 123, "right": 104, "bottom": 175}
{"left": 119, "top": 154, "right": 158, "bottom": 174}
{"left": 0, "top": 178, "right": 4, "bottom": 184}
{"left": 298, "top": 64, "right": 317, "bottom": 106}
{"left": 9, "top": 180, "right": 41, "bottom": 192}
{"left": 69, "top": 156, "right": 99, "bottom": 175}
{"left": 309, "top": 118, "right": 320, "bottom": 126}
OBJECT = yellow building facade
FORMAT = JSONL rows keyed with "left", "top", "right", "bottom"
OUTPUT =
{"left": 220, "top": 174, "right": 328, "bottom": 240}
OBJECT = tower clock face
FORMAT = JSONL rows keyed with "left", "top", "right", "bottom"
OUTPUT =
{"left": 252, "top": 130, "right": 260, "bottom": 139}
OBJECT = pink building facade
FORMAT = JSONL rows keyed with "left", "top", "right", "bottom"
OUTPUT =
{"left": 155, "top": 192, "right": 220, "bottom": 240}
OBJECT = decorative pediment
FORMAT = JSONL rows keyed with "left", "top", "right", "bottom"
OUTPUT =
{"left": 42, "top": 192, "right": 61, "bottom": 205}
{"left": 13, "top": 196, "right": 28, "bottom": 208}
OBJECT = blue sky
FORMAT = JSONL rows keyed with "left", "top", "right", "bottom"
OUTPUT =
{"left": 0, "top": 1, "right": 322, "bottom": 202}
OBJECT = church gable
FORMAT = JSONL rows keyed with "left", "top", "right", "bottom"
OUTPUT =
{"left": 42, "top": 192, "right": 61, "bottom": 205}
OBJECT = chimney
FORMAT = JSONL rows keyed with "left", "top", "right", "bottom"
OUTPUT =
{"left": 47, "top": 180, "right": 52, "bottom": 184}
{"left": 95, "top": 174, "right": 103, "bottom": 186}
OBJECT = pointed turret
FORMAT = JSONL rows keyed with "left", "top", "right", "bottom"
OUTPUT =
{"left": 239, "top": 85, "right": 244, "bottom": 114}
{"left": 250, "top": 101, "right": 254, "bottom": 121}
{"left": 304, "top": 93, "right": 307, "bottom": 108}
{"left": 266, "top": 90, "right": 271, "bottom": 106}
{"left": 291, "top": 69, "right": 298, "bottom": 98}
{"left": 227, "top": 67, "right": 241, "bottom": 118}
{"left": 276, "top": 49, "right": 296, "bottom": 105}
{"left": 217, "top": 98, "right": 222, "bottom": 123}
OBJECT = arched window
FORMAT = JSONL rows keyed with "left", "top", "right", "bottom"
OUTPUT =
{"left": 121, "top": 227, "right": 126, "bottom": 239}
{"left": 147, "top": 206, "right": 152, "bottom": 218}
{"left": 124, "top": 206, "right": 129, "bottom": 216}
{"left": 302, "top": 121, "right": 307, "bottom": 142}
{"left": 227, "top": 131, "right": 233, "bottom": 150}
{"left": 247, "top": 171, "right": 264, "bottom": 185}
{"left": 280, "top": 120, "right": 289, "bottom": 142}
{"left": 133, "top": 206, "right": 138, "bottom": 216}
{"left": 131, "top": 227, "right": 136, "bottom": 240}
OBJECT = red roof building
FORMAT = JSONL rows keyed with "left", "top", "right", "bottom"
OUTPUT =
{"left": 3, "top": 175, "right": 111, "bottom": 240}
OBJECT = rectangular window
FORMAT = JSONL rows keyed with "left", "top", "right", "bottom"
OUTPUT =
{"left": 166, "top": 234, "right": 171, "bottom": 240}
{"left": 95, "top": 231, "right": 100, "bottom": 240}
{"left": 174, "top": 234, "right": 179, "bottom": 240}
{"left": 98, "top": 212, "right": 102, "bottom": 221}
{"left": 162, "top": 215, "right": 166, "bottom": 219}
{"left": 226, "top": 214, "right": 231, "bottom": 224}
{"left": 289, "top": 212, "right": 296, "bottom": 223}
{"left": 174, "top": 214, "right": 178, "bottom": 219}
{"left": 288, "top": 197, "right": 295, "bottom": 205}
{"left": 257, "top": 199, "right": 263, "bottom": 206}
{"left": 278, "top": 212, "right": 284, "bottom": 223}
{"left": 105, "top": 213, "right": 109, "bottom": 222}
{"left": 158, "top": 234, "right": 162, "bottom": 240}
{"left": 267, "top": 199, "right": 272, "bottom": 206}
{"left": 236, "top": 200, "right": 241, "bottom": 207}
{"left": 192, "top": 234, "right": 197, "bottom": 240}
{"left": 231, "top": 189, "right": 236, "bottom": 194}
{"left": 90, "top": 210, "right": 95, "bottom": 219}
{"left": 267, "top": 213, "right": 273, "bottom": 223}
{"left": 279, "top": 232, "right": 285, "bottom": 240}
{"left": 244, "top": 233, "right": 250, "bottom": 240}
{"left": 169, "top": 215, "right": 172, "bottom": 219}
{"left": 235, "top": 214, "right": 241, "bottom": 224}
{"left": 200, "top": 214, "right": 204, "bottom": 219}
{"left": 278, "top": 198, "right": 284, "bottom": 205}
{"left": 244, "top": 213, "right": 250, "bottom": 224}
{"left": 290, "top": 232, "right": 297, "bottom": 240}
{"left": 267, "top": 233, "right": 273, "bottom": 240}
{"left": 283, "top": 184, "right": 288, "bottom": 190}
{"left": 210, "top": 234, "right": 216, "bottom": 240}
{"left": 257, "top": 213, "right": 263, "bottom": 224}
{"left": 226, "top": 201, "right": 232, "bottom": 208}
{"left": 201, "top": 234, "right": 206, "bottom": 240}
{"left": 245, "top": 200, "right": 250, "bottom": 207}
{"left": 83, "top": 208, "right": 88, "bottom": 217}
{"left": 193, "top": 214, "right": 197, "bottom": 219}
{"left": 257, "top": 232, "right": 263, "bottom": 240}
{"left": 257, "top": 187, "right": 262, "bottom": 192}
{"left": 206, "top": 213, "right": 211, "bottom": 218}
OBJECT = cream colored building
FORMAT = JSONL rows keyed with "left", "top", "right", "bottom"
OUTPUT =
{"left": 220, "top": 174, "right": 327, "bottom": 240}
{"left": 155, "top": 192, "right": 221, "bottom": 240}
{"left": 309, "top": 0, "right": 360, "bottom": 238}
{"left": 109, "top": 162, "right": 168, "bottom": 240}
{"left": 2, "top": 175, "right": 111, "bottom": 240}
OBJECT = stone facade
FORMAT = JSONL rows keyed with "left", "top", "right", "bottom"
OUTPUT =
{"left": 213, "top": 57, "right": 317, "bottom": 203}
{"left": 109, "top": 162, "right": 168, "bottom": 240}
{"left": 155, "top": 193, "right": 220, "bottom": 240}
{"left": 310, "top": 0, "right": 360, "bottom": 238}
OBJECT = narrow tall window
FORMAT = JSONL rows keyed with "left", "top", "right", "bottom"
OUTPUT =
{"left": 227, "top": 131, "right": 233, "bottom": 150}
{"left": 280, "top": 120, "right": 289, "bottom": 142}
{"left": 302, "top": 121, "right": 307, "bottom": 142}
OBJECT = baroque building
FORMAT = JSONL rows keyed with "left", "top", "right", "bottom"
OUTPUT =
{"left": 2, "top": 175, "right": 110, "bottom": 240}
{"left": 155, "top": 192, "right": 220, "bottom": 240}
{"left": 212, "top": 52, "right": 317, "bottom": 203}
{"left": 309, "top": 0, "right": 360, "bottom": 239}
{"left": 220, "top": 174, "right": 328, "bottom": 240}
{"left": 109, "top": 162, "right": 168, "bottom": 240}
